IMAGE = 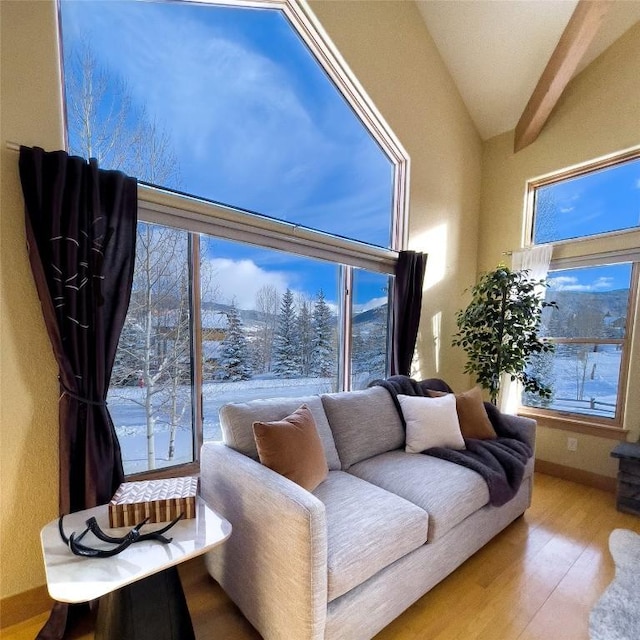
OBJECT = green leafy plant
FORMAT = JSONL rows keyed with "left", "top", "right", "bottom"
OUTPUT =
{"left": 452, "top": 265, "right": 557, "bottom": 404}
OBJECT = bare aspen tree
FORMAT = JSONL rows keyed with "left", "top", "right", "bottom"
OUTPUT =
{"left": 66, "top": 41, "right": 186, "bottom": 470}
{"left": 254, "top": 285, "right": 279, "bottom": 373}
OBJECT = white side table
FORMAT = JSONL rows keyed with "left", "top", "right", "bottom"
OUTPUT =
{"left": 40, "top": 496, "right": 231, "bottom": 640}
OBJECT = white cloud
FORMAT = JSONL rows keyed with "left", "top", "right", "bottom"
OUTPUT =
{"left": 548, "top": 275, "right": 614, "bottom": 292}
{"left": 204, "top": 258, "right": 290, "bottom": 309}
{"left": 79, "top": 4, "right": 349, "bottom": 189}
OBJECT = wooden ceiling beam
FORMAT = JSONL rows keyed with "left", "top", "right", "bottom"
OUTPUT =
{"left": 514, "top": 0, "right": 613, "bottom": 153}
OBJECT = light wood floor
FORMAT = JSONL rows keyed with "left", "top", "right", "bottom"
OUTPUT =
{"left": 3, "top": 472, "right": 639, "bottom": 640}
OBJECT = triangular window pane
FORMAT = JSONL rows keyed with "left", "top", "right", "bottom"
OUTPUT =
{"left": 60, "top": 0, "right": 396, "bottom": 247}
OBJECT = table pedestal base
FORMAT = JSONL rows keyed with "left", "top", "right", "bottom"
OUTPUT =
{"left": 95, "top": 567, "right": 195, "bottom": 640}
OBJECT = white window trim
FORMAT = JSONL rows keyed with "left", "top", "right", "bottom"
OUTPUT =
{"left": 138, "top": 184, "right": 399, "bottom": 275}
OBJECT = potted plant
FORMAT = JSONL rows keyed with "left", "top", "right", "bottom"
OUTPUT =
{"left": 452, "top": 265, "right": 557, "bottom": 405}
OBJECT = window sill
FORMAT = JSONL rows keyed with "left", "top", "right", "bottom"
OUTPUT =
{"left": 517, "top": 408, "right": 629, "bottom": 440}
{"left": 126, "top": 461, "right": 200, "bottom": 482}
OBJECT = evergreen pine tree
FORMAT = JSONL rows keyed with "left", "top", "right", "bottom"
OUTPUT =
{"left": 217, "top": 302, "right": 252, "bottom": 381}
{"left": 311, "top": 289, "right": 334, "bottom": 377}
{"left": 298, "top": 298, "right": 314, "bottom": 376}
{"left": 362, "top": 308, "right": 388, "bottom": 377}
{"left": 272, "top": 289, "right": 301, "bottom": 378}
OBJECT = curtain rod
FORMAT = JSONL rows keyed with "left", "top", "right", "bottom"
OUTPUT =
{"left": 502, "top": 245, "right": 543, "bottom": 256}
{"left": 6, "top": 141, "right": 20, "bottom": 152}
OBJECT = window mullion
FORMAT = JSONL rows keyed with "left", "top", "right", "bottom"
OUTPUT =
{"left": 339, "top": 265, "right": 353, "bottom": 391}
{"left": 189, "top": 233, "right": 203, "bottom": 463}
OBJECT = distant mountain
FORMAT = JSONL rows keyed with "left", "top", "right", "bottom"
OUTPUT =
{"left": 353, "top": 304, "right": 388, "bottom": 326}
{"left": 548, "top": 288, "right": 628, "bottom": 318}
{"left": 544, "top": 288, "right": 629, "bottom": 338}
{"left": 200, "top": 300, "right": 387, "bottom": 331}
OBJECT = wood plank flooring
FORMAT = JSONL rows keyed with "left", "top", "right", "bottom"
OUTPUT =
{"left": 3, "top": 472, "right": 639, "bottom": 640}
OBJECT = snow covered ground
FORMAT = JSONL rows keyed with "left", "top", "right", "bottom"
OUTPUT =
{"left": 109, "top": 376, "right": 336, "bottom": 475}
{"left": 524, "top": 344, "right": 621, "bottom": 418}
{"left": 111, "top": 346, "right": 623, "bottom": 475}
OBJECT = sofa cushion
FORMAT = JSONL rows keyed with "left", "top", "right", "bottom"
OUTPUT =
{"left": 321, "top": 387, "right": 404, "bottom": 469}
{"left": 348, "top": 451, "right": 491, "bottom": 542}
{"left": 219, "top": 395, "right": 341, "bottom": 470}
{"left": 312, "top": 470, "right": 428, "bottom": 602}
{"left": 253, "top": 405, "right": 329, "bottom": 491}
{"left": 398, "top": 393, "right": 465, "bottom": 452}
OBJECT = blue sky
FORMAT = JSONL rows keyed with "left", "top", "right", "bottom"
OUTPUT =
{"left": 534, "top": 157, "right": 639, "bottom": 291}
{"left": 547, "top": 263, "right": 632, "bottom": 294}
{"left": 534, "top": 158, "right": 640, "bottom": 249}
{"left": 60, "top": 0, "right": 395, "bottom": 309}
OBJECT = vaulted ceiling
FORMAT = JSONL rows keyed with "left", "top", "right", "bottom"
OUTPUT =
{"left": 416, "top": 0, "right": 640, "bottom": 143}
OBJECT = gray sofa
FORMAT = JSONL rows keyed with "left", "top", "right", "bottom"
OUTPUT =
{"left": 200, "top": 385, "right": 536, "bottom": 640}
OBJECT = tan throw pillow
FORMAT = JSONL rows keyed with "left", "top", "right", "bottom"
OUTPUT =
{"left": 398, "top": 393, "right": 466, "bottom": 453}
{"left": 428, "top": 387, "right": 497, "bottom": 440}
{"left": 252, "top": 404, "right": 329, "bottom": 491}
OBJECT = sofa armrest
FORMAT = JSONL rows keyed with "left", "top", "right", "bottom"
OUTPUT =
{"left": 200, "top": 441, "right": 328, "bottom": 640}
{"left": 503, "top": 414, "right": 537, "bottom": 450}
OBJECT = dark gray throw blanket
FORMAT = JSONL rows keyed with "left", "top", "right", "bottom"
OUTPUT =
{"left": 370, "top": 375, "right": 532, "bottom": 507}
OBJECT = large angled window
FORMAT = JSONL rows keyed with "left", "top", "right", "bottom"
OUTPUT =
{"left": 60, "top": 0, "right": 407, "bottom": 475}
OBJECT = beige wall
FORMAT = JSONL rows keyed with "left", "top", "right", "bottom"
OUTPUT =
{"left": 1, "top": 1, "right": 65, "bottom": 599}
{"left": 479, "top": 22, "right": 640, "bottom": 478}
{"left": 310, "top": 0, "right": 482, "bottom": 388}
{"left": 0, "top": 0, "right": 481, "bottom": 599}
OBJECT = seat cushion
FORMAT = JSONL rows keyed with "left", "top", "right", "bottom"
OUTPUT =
{"left": 348, "top": 451, "right": 490, "bottom": 542}
{"left": 312, "top": 471, "right": 428, "bottom": 602}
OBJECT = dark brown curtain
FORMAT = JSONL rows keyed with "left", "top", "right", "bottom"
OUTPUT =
{"left": 19, "top": 146, "right": 137, "bottom": 639}
{"left": 390, "top": 250, "right": 427, "bottom": 376}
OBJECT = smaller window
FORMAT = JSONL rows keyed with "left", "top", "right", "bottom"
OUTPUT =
{"left": 532, "top": 153, "right": 640, "bottom": 244}
{"left": 521, "top": 263, "right": 635, "bottom": 424}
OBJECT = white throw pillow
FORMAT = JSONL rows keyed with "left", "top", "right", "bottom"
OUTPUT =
{"left": 398, "top": 393, "right": 466, "bottom": 453}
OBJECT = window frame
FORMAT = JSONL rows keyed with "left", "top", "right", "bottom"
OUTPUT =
{"left": 518, "top": 146, "right": 640, "bottom": 439}
{"left": 75, "top": 0, "right": 410, "bottom": 478}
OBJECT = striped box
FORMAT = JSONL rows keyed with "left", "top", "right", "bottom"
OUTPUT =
{"left": 108, "top": 477, "right": 198, "bottom": 528}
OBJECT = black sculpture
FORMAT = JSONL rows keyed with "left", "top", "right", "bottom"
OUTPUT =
{"left": 58, "top": 513, "right": 183, "bottom": 558}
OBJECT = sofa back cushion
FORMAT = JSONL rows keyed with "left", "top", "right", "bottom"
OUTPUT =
{"left": 219, "top": 395, "right": 341, "bottom": 470}
{"left": 321, "top": 386, "right": 404, "bottom": 469}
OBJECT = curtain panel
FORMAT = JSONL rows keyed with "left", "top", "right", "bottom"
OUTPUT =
{"left": 498, "top": 244, "right": 553, "bottom": 413}
{"left": 19, "top": 146, "right": 137, "bottom": 513}
{"left": 390, "top": 250, "right": 428, "bottom": 376}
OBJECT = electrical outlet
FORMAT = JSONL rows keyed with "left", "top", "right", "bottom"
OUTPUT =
{"left": 567, "top": 437, "right": 578, "bottom": 452}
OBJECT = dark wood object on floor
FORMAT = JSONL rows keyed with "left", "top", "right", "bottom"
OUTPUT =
{"left": 611, "top": 442, "right": 640, "bottom": 516}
